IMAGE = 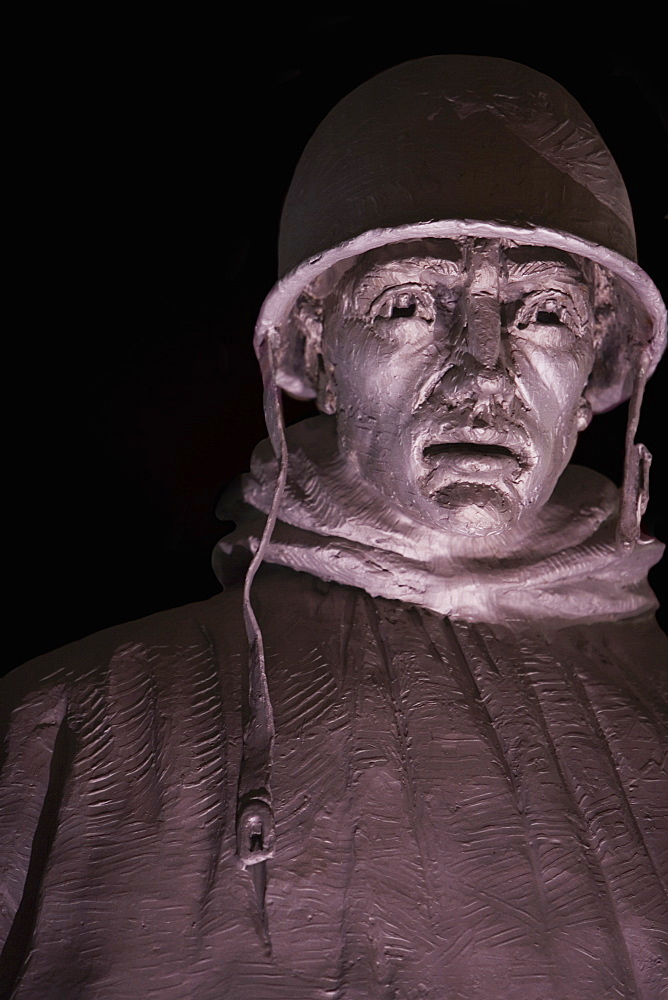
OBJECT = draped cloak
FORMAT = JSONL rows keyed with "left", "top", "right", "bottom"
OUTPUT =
{"left": 2, "top": 417, "right": 667, "bottom": 1000}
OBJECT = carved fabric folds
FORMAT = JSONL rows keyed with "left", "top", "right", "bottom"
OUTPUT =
{"left": 1, "top": 568, "right": 667, "bottom": 998}
{"left": 2, "top": 421, "right": 668, "bottom": 999}
{"left": 215, "top": 416, "right": 663, "bottom": 626}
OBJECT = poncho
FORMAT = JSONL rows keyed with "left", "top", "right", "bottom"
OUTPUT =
{"left": 2, "top": 418, "right": 667, "bottom": 999}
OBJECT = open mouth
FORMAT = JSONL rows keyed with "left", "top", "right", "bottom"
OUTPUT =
{"left": 423, "top": 442, "right": 518, "bottom": 461}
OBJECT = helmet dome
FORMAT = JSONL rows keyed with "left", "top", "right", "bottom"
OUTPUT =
{"left": 256, "top": 55, "right": 666, "bottom": 413}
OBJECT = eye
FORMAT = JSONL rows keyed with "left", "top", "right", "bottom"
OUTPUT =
{"left": 512, "top": 294, "right": 581, "bottom": 338}
{"left": 534, "top": 309, "right": 562, "bottom": 326}
{"left": 389, "top": 293, "right": 418, "bottom": 318}
{"left": 370, "top": 284, "right": 435, "bottom": 323}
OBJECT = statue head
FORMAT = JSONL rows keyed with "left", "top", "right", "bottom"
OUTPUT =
{"left": 303, "top": 237, "right": 600, "bottom": 535}
{"left": 255, "top": 55, "right": 666, "bottom": 540}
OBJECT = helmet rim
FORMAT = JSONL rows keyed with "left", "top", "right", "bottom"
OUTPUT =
{"left": 256, "top": 217, "right": 666, "bottom": 415}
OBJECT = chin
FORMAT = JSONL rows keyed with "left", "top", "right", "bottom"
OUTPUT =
{"left": 420, "top": 482, "right": 522, "bottom": 536}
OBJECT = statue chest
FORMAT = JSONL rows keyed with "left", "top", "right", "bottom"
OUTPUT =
{"left": 231, "top": 592, "right": 666, "bottom": 998}
{"left": 13, "top": 581, "right": 667, "bottom": 999}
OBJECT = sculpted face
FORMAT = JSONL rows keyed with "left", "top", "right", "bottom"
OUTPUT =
{"left": 319, "top": 238, "right": 597, "bottom": 535}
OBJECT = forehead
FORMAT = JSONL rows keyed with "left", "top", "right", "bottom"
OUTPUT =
{"left": 348, "top": 239, "right": 588, "bottom": 305}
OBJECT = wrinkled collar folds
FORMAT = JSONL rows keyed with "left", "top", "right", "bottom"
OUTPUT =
{"left": 214, "top": 416, "right": 662, "bottom": 625}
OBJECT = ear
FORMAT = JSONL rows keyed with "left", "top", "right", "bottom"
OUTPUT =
{"left": 576, "top": 393, "right": 593, "bottom": 431}
{"left": 315, "top": 354, "right": 338, "bottom": 415}
{"left": 289, "top": 293, "right": 337, "bottom": 413}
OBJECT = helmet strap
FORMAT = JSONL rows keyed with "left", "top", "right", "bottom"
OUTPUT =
{"left": 236, "top": 330, "right": 288, "bottom": 929}
{"left": 616, "top": 356, "right": 651, "bottom": 550}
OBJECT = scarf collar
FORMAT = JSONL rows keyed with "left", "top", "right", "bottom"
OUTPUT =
{"left": 214, "top": 415, "right": 662, "bottom": 625}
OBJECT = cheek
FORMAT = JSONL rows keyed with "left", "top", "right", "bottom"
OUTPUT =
{"left": 512, "top": 342, "right": 593, "bottom": 421}
{"left": 334, "top": 325, "right": 433, "bottom": 415}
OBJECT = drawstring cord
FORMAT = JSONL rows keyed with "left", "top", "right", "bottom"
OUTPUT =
{"left": 616, "top": 352, "right": 651, "bottom": 550}
{"left": 236, "top": 330, "right": 288, "bottom": 869}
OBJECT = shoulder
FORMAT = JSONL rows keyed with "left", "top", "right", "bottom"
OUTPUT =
{"left": 1, "top": 564, "right": 328, "bottom": 727}
{"left": 553, "top": 612, "right": 668, "bottom": 707}
{"left": 1, "top": 586, "right": 249, "bottom": 731}
{"left": 0, "top": 583, "right": 253, "bottom": 950}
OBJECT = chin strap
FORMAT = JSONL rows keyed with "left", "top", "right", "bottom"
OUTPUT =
{"left": 236, "top": 330, "right": 288, "bottom": 871}
{"left": 616, "top": 354, "right": 651, "bottom": 550}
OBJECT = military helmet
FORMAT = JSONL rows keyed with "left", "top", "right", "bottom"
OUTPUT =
{"left": 255, "top": 54, "right": 666, "bottom": 414}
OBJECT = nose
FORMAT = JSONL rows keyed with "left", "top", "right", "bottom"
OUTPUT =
{"left": 464, "top": 289, "right": 502, "bottom": 369}
{"left": 458, "top": 240, "right": 502, "bottom": 369}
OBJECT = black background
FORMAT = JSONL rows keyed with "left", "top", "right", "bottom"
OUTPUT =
{"left": 8, "top": 9, "right": 667, "bottom": 673}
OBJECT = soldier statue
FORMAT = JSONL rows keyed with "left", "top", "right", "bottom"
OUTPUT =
{"left": 2, "top": 55, "right": 666, "bottom": 1000}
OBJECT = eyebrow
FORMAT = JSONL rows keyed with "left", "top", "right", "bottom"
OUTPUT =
{"left": 358, "top": 252, "right": 583, "bottom": 283}
{"left": 359, "top": 258, "right": 463, "bottom": 280}
{"left": 352, "top": 257, "right": 464, "bottom": 309}
{"left": 505, "top": 259, "right": 583, "bottom": 280}
{"left": 350, "top": 250, "right": 587, "bottom": 313}
{"left": 504, "top": 248, "right": 584, "bottom": 283}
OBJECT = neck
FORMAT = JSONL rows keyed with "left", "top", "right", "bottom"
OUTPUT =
{"left": 215, "top": 414, "right": 663, "bottom": 624}
{"left": 232, "top": 415, "right": 620, "bottom": 567}
{"left": 343, "top": 459, "right": 567, "bottom": 560}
